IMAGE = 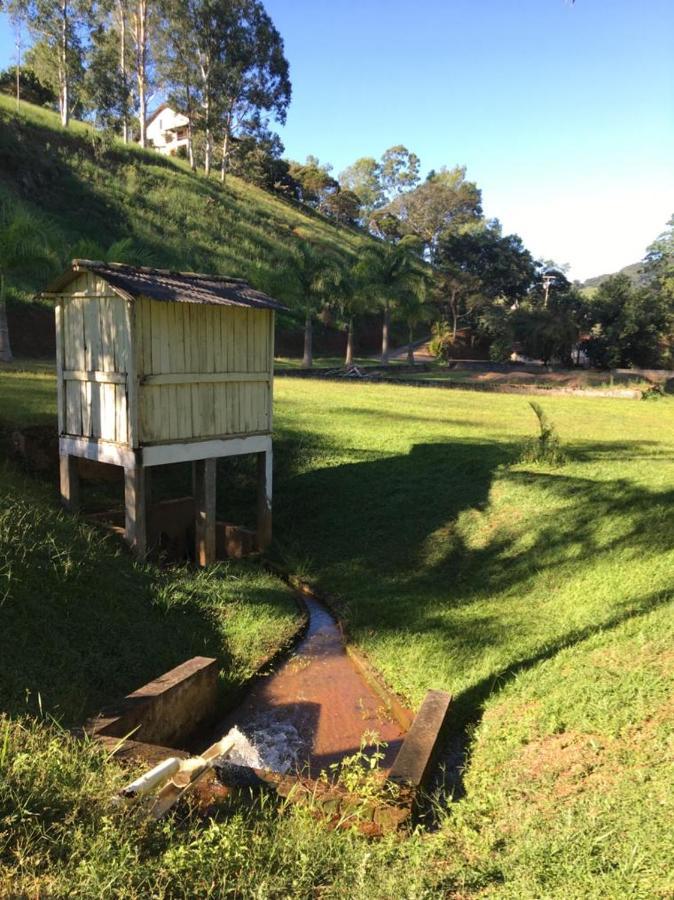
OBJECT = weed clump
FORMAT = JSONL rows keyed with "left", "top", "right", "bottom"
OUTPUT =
{"left": 521, "top": 401, "right": 567, "bottom": 466}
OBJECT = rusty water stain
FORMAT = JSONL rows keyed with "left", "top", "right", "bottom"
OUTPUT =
{"left": 208, "top": 596, "right": 406, "bottom": 775}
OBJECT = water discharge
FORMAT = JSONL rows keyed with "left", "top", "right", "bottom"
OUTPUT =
{"left": 208, "top": 594, "right": 406, "bottom": 777}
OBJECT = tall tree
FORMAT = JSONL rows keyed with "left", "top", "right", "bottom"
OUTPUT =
{"left": 9, "top": 0, "right": 92, "bottom": 127}
{"left": 380, "top": 145, "right": 420, "bottom": 201}
{"left": 84, "top": 22, "right": 131, "bottom": 130}
{"left": 156, "top": 0, "right": 198, "bottom": 167}
{"left": 215, "top": 0, "right": 290, "bottom": 183}
{"left": 388, "top": 165, "right": 482, "bottom": 260}
{"left": 131, "top": 0, "right": 150, "bottom": 147}
{"left": 289, "top": 239, "right": 342, "bottom": 369}
{"left": 358, "top": 237, "right": 426, "bottom": 364}
{"left": 338, "top": 156, "right": 384, "bottom": 217}
{"left": 288, "top": 156, "right": 338, "bottom": 206}
{"left": 434, "top": 226, "right": 535, "bottom": 340}
{"left": 0, "top": 196, "right": 57, "bottom": 362}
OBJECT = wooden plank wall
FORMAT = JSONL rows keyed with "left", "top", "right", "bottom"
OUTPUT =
{"left": 60, "top": 273, "right": 130, "bottom": 443}
{"left": 136, "top": 298, "right": 273, "bottom": 444}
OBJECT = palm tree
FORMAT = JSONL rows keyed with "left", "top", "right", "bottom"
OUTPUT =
{"left": 332, "top": 261, "right": 368, "bottom": 367}
{"left": 397, "top": 280, "right": 429, "bottom": 365}
{"left": 358, "top": 238, "right": 426, "bottom": 364}
{"left": 291, "top": 240, "right": 342, "bottom": 369}
{"left": 0, "top": 197, "right": 58, "bottom": 363}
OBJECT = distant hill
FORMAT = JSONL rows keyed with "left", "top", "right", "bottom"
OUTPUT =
{"left": 582, "top": 261, "right": 646, "bottom": 292}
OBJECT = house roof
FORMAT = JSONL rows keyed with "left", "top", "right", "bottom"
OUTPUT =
{"left": 145, "top": 103, "right": 170, "bottom": 127}
{"left": 41, "top": 260, "right": 288, "bottom": 311}
{"left": 145, "top": 103, "right": 189, "bottom": 128}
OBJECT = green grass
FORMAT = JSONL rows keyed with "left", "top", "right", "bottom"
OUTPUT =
{"left": 0, "top": 95, "right": 376, "bottom": 311}
{"left": 2, "top": 364, "right": 673, "bottom": 896}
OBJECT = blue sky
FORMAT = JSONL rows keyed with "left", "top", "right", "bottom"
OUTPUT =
{"left": 1, "top": 0, "right": 673, "bottom": 279}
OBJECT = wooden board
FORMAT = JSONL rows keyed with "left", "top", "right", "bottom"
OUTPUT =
{"left": 136, "top": 299, "right": 273, "bottom": 444}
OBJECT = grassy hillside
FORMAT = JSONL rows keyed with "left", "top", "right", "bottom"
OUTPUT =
{"left": 2, "top": 365, "right": 672, "bottom": 895}
{"left": 0, "top": 95, "right": 374, "bottom": 315}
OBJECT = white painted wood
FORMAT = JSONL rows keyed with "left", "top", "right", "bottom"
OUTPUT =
{"left": 59, "top": 453, "right": 80, "bottom": 510}
{"left": 143, "top": 434, "right": 271, "bottom": 466}
{"left": 55, "top": 300, "right": 65, "bottom": 435}
{"left": 141, "top": 372, "right": 270, "bottom": 386}
{"left": 59, "top": 435, "right": 136, "bottom": 468}
{"left": 63, "top": 370, "right": 127, "bottom": 384}
{"left": 125, "top": 300, "right": 138, "bottom": 448}
{"left": 256, "top": 447, "right": 273, "bottom": 550}
{"left": 193, "top": 458, "right": 216, "bottom": 566}
{"left": 125, "top": 462, "right": 150, "bottom": 558}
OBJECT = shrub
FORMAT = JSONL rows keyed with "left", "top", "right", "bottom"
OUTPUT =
{"left": 521, "top": 401, "right": 567, "bottom": 465}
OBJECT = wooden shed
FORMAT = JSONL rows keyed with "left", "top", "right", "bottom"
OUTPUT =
{"left": 42, "top": 260, "right": 286, "bottom": 563}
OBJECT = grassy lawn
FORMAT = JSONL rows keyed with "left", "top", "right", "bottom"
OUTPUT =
{"left": 2, "top": 363, "right": 673, "bottom": 896}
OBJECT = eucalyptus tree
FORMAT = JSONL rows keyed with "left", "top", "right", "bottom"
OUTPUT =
{"left": 388, "top": 166, "right": 482, "bottom": 261}
{"left": 215, "top": 0, "right": 290, "bottom": 184}
{"left": 0, "top": 196, "right": 57, "bottom": 362}
{"left": 8, "top": 0, "right": 93, "bottom": 126}
{"left": 166, "top": 0, "right": 290, "bottom": 178}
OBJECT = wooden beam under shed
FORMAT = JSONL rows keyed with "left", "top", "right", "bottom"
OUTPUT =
{"left": 125, "top": 463, "right": 151, "bottom": 558}
{"left": 193, "top": 458, "right": 217, "bottom": 566}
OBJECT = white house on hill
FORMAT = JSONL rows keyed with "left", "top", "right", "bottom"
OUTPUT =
{"left": 146, "top": 105, "right": 190, "bottom": 156}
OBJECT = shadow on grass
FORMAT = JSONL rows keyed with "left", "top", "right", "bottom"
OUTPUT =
{"left": 0, "top": 466, "right": 296, "bottom": 728}
{"left": 271, "top": 430, "right": 674, "bottom": 716}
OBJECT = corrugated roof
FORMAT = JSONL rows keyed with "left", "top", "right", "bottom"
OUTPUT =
{"left": 41, "top": 260, "right": 288, "bottom": 311}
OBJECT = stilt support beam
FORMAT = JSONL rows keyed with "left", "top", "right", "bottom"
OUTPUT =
{"left": 256, "top": 448, "right": 272, "bottom": 551}
{"left": 59, "top": 453, "right": 80, "bottom": 511}
{"left": 125, "top": 462, "right": 151, "bottom": 559}
{"left": 194, "top": 458, "right": 216, "bottom": 566}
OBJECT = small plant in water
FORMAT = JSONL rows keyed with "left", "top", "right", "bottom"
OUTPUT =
{"left": 522, "top": 401, "right": 567, "bottom": 466}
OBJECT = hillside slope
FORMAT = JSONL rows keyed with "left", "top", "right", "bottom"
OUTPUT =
{"left": 0, "top": 96, "right": 375, "bottom": 339}
{"left": 582, "top": 260, "right": 646, "bottom": 292}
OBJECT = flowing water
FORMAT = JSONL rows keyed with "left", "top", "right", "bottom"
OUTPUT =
{"left": 208, "top": 594, "right": 407, "bottom": 778}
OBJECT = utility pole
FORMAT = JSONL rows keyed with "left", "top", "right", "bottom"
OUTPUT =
{"left": 542, "top": 272, "right": 555, "bottom": 308}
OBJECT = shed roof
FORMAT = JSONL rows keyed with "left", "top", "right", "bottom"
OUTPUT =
{"left": 41, "top": 260, "right": 288, "bottom": 311}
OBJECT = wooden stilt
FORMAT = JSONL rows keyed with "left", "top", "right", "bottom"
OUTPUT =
{"left": 125, "top": 461, "right": 150, "bottom": 558}
{"left": 256, "top": 448, "right": 272, "bottom": 551}
{"left": 194, "top": 458, "right": 216, "bottom": 566}
{"left": 59, "top": 453, "right": 80, "bottom": 511}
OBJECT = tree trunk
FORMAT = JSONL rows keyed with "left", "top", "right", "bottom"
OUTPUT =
{"left": 15, "top": 24, "right": 20, "bottom": 110}
{"left": 0, "top": 276, "right": 13, "bottom": 363}
{"left": 187, "top": 119, "right": 195, "bottom": 170}
{"left": 118, "top": 1, "right": 128, "bottom": 143}
{"left": 60, "top": 0, "right": 69, "bottom": 127}
{"left": 345, "top": 318, "right": 354, "bottom": 366}
{"left": 302, "top": 307, "right": 313, "bottom": 369}
{"left": 220, "top": 130, "right": 230, "bottom": 183}
{"left": 204, "top": 127, "right": 211, "bottom": 176}
{"left": 450, "top": 290, "right": 459, "bottom": 342}
{"left": 135, "top": 0, "right": 148, "bottom": 148}
{"left": 381, "top": 299, "right": 390, "bottom": 364}
{"left": 407, "top": 323, "right": 415, "bottom": 365}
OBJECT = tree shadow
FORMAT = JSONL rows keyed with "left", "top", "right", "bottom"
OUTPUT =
{"left": 272, "top": 431, "right": 674, "bottom": 730}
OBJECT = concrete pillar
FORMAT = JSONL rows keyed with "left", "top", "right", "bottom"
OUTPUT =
{"left": 256, "top": 448, "right": 272, "bottom": 551}
{"left": 59, "top": 453, "right": 80, "bottom": 511}
{"left": 125, "top": 461, "right": 150, "bottom": 559}
{"left": 193, "top": 458, "right": 216, "bottom": 566}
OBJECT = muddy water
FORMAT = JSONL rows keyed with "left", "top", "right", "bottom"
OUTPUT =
{"left": 209, "top": 596, "right": 406, "bottom": 776}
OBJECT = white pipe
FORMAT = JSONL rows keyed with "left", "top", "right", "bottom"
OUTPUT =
{"left": 119, "top": 757, "right": 181, "bottom": 799}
